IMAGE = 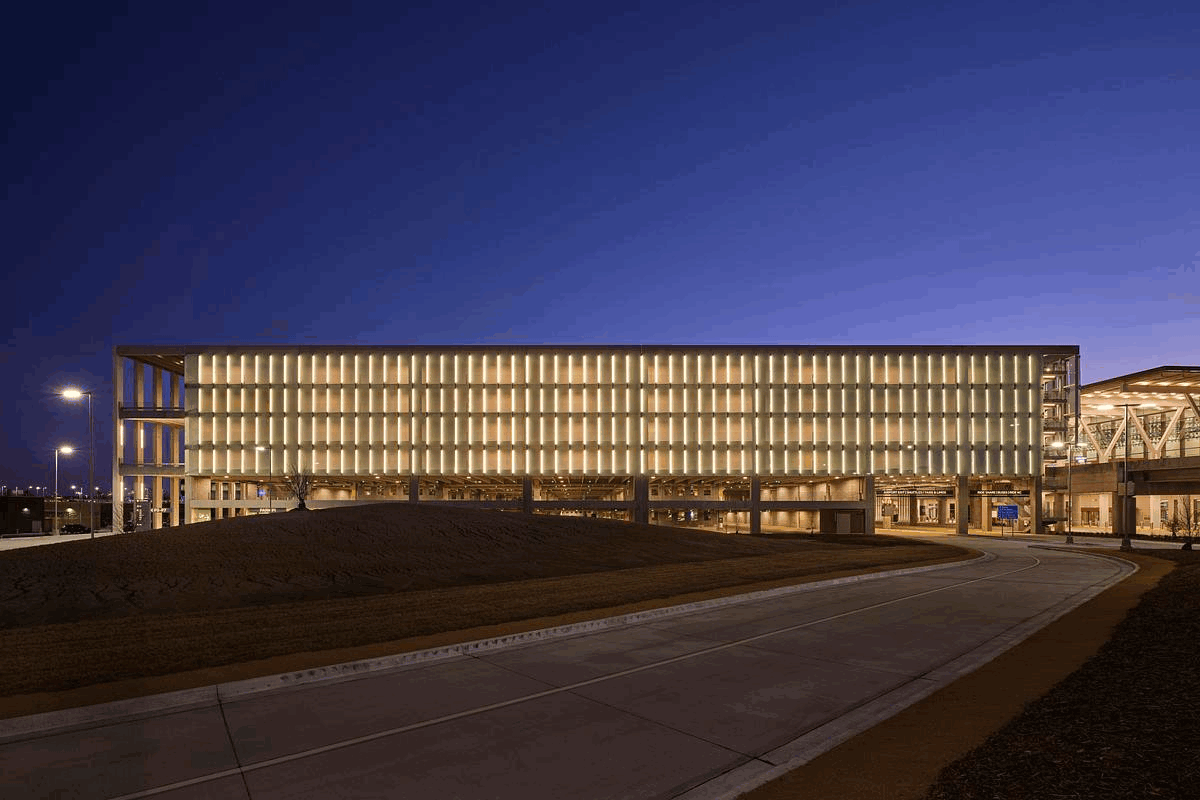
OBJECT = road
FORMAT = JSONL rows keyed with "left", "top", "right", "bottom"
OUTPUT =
{"left": 0, "top": 538, "right": 1131, "bottom": 799}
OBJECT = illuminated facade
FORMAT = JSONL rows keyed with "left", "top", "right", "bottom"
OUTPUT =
{"left": 1045, "top": 365, "right": 1200, "bottom": 536}
{"left": 113, "top": 345, "right": 1079, "bottom": 534}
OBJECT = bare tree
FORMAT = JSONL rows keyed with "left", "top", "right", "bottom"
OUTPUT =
{"left": 1170, "top": 495, "right": 1197, "bottom": 551}
{"left": 282, "top": 461, "right": 312, "bottom": 511}
{"left": 1166, "top": 508, "right": 1183, "bottom": 538}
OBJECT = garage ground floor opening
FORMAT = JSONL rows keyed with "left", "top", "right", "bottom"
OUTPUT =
{"left": 139, "top": 472, "right": 1051, "bottom": 536}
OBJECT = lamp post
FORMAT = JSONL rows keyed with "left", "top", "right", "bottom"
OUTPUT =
{"left": 54, "top": 446, "right": 73, "bottom": 534}
{"left": 256, "top": 446, "right": 274, "bottom": 513}
{"left": 62, "top": 389, "right": 95, "bottom": 538}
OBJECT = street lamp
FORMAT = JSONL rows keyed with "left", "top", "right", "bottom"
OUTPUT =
{"left": 256, "top": 446, "right": 274, "bottom": 513}
{"left": 54, "top": 446, "right": 74, "bottom": 534}
{"left": 62, "top": 389, "right": 95, "bottom": 538}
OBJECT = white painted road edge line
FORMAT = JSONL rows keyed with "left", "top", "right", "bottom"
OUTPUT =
{"left": 0, "top": 550, "right": 991, "bottom": 744}
{"left": 676, "top": 547, "right": 1139, "bottom": 800}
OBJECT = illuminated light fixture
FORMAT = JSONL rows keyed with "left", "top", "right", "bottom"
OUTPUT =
{"left": 1096, "top": 404, "right": 1114, "bottom": 410}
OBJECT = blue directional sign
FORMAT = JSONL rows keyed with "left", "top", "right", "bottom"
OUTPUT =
{"left": 997, "top": 505, "right": 1019, "bottom": 520}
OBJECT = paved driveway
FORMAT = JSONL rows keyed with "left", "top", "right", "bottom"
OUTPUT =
{"left": 0, "top": 538, "right": 1131, "bottom": 799}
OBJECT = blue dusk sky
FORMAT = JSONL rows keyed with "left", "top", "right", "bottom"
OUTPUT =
{"left": 3, "top": 0, "right": 1198, "bottom": 489}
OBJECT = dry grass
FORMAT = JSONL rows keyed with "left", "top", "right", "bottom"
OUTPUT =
{"left": 0, "top": 504, "right": 967, "bottom": 705}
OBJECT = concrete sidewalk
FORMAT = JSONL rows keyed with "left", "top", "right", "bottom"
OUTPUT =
{"left": 886, "top": 525, "right": 1187, "bottom": 549}
{"left": 0, "top": 530, "right": 119, "bottom": 551}
{"left": 0, "top": 539, "right": 1133, "bottom": 800}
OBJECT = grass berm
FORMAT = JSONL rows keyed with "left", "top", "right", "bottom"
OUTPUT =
{"left": 0, "top": 503, "right": 968, "bottom": 716}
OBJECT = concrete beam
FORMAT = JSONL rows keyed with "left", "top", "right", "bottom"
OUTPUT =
{"left": 1131, "top": 481, "right": 1200, "bottom": 495}
{"left": 119, "top": 464, "right": 185, "bottom": 478}
{"left": 757, "top": 500, "right": 871, "bottom": 511}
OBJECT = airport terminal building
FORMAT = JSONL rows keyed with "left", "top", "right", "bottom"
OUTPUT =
{"left": 113, "top": 345, "right": 1080, "bottom": 535}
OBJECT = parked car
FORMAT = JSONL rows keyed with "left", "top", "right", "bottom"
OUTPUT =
{"left": 60, "top": 523, "right": 91, "bottom": 534}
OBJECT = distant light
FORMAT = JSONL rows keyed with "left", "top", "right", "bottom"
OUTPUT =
{"left": 1096, "top": 404, "right": 1114, "bottom": 410}
{"left": 58, "top": 446, "right": 74, "bottom": 454}
{"left": 62, "top": 389, "right": 83, "bottom": 399}
{"left": 1051, "top": 441, "right": 1065, "bottom": 448}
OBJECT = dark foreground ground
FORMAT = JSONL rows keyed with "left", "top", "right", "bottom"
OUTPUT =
{"left": 744, "top": 545, "right": 1199, "bottom": 800}
{"left": 921, "top": 548, "right": 1200, "bottom": 800}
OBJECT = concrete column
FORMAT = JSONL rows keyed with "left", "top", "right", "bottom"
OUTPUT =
{"left": 1114, "top": 495, "right": 1136, "bottom": 538}
{"left": 133, "top": 362, "right": 144, "bottom": 527}
{"left": 152, "top": 367, "right": 163, "bottom": 529}
{"left": 863, "top": 475, "right": 875, "bottom": 534}
{"left": 981, "top": 484, "right": 992, "bottom": 532}
{"left": 633, "top": 476, "right": 649, "bottom": 524}
{"left": 112, "top": 352, "right": 124, "bottom": 535}
{"left": 1052, "top": 491, "right": 1065, "bottom": 533}
{"left": 1149, "top": 495, "right": 1162, "bottom": 531}
{"left": 1030, "top": 476, "right": 1042, "bottom": 534}
{"left": 956, "top": 475, "right": 969, "bottom": 535}
{"left": 750, "top": 476, "right": 761, "bottom": 535}
{"left": 170, "top": 374, "right": 181, "bottom": 527}
{"left": 907, "top": 496, "right": 919, "bottom": 526}
{"left": 408, "top": 475, "right": 419, "bottom": 502}
{"left": 522, "top": 476, "right": 533, "bottom": 514}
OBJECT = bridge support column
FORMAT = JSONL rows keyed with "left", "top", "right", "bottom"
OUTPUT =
{"left": 522, "top": 477, "right": 533, "bottom": 514}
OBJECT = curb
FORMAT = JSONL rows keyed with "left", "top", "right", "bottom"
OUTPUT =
{"left": 0, "top": 551, "right": 988, "bottom": 745}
